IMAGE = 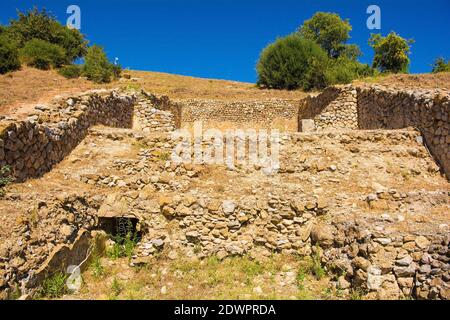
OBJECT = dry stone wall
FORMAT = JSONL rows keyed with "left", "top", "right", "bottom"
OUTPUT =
{"left": 299, "top": 84, "right": 449, "bottom": 178}
{"left": 0, "top": 90, "right": 135, "bottom": 182}
{"left": 299, "top": 85, "right": 358, "bottom": 131}
{"left": 134, "top": 95, "right": 177, "bottom": 133}
{"left": 357, "top": 85, "right": 450, "bottom": 178}
{"left": 180, "top": 99, "right": 301, "bottom": 131}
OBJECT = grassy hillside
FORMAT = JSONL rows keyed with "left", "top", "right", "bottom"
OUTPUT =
{"left": 0, "top": 67, "right": 306, "bottom": 117}
{"left": 1, "top": 67, "right": 449, "bottom": 118}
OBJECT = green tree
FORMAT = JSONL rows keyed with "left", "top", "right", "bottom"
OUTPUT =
{"left": 298, "top": 12, "right": 355, "bottom": 59}
{"left": 6, "top": 7, "right": 87, "bottom": 61}
{"left": 0, "top": 35, "right": 21, "bottom": 74}
{"left": 431, "top": 57, "right": 450, "bottom": 73}
{"left": 83, "top": 45, "right": 115, "bottom": 83}
{"left": 19, "top": 38, "right": 66, "bottom": 70}
{"left": 369, "top": 32, "right": 414, "bottom": 73}
{"left": 256, "top": 34, "right": 330, "bottom": 90}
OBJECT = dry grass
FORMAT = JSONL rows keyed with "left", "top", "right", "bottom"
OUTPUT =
{"left": 67, "top": 253, "right": 339, "bottom": 300}
{"left": 354, "top": 72, "right": 450, "bottom": 90}
{"left": 0, "top": 67, "right": 305, "bottom": 118}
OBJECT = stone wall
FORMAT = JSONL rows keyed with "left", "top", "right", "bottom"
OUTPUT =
{"left": 298, "top": 85, "right": 358, "bottom": 131}
{"left": 133, "top": 94, "right": 177, "bottom": 133}
{"left": 140, "top": 91, "right": 182, "bottom": 129}
{"left": 298, "top": 84, "right": 449, "bottom": 178}
{"left": 357, "top": 85, "right": 450, "bottom": 178}
{"left": 180, "top": 99, "right": 301, "bottom": 131}
{"left": 0, "top": 90, "right": 135, "bottom": 182}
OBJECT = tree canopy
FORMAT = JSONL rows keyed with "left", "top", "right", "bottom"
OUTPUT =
{"left": 369, "top": 32, "right": 413, "bottom": 73}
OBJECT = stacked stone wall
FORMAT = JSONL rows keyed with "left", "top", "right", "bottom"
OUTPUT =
{"left": 357, "top": 85, "right": 450, "bottom": 178}
{"left": 299, "top": 85, "right": 358, "bottom": 131}
{"left": 180, "top": 99, "right": 301, "bottom": 131}
{"left": 0, "top": 90, "right": 135, "bottom": 182}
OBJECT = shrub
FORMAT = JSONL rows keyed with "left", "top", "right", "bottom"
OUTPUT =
{"left": 326, "top": 57, "right": 374, "bottom": 84}
{"left": 19, "top": 38, "right": 66, "bottom": 70}
{"left": 111, "top": 64, "right": 122, "bottom": 79}
{"left": 431, "top": 57, "right": 450, "bottom": 73}
{"left": 0, "top": 36, "right": 21, "bottom": 74}
{"left": 58, "top": 64, "right": 81, "bottom": 79}
{"left": 369, "top": 32, "right": 414, "bottom": 73}
{"left": 82, "top": 45, "right": 115, "bottom": 83}
{"left": 257, "top": 34, "right": 330, "bottom": 90}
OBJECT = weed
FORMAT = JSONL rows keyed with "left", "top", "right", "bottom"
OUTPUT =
{"left": 110, "top": 277, "right": 123, "bottom": 298}
{"left": 0, "top": 165, "right": 13, "bottom": 198}
{"left": 91, "top": 255, "right": 105, "bottom": 279}
{"left": 159, "top": 152, "right": 170, "bottom": 161}
{"left": 106, "top": 219, "right": 139, "bottom": 260}
{"left": 193, "top": 244, "right": 202, "bottom": 255}
{"left": 349, "top": 287, "right": 365, "bottom": 300}
{"left": 310, "top": 247, "right": 326, "bottom": 280}
{"left": 38, "top": 272, "right": 69, "bottom": 298}
{"left": 296, "top": 267, "right": 307, "bottom": 290}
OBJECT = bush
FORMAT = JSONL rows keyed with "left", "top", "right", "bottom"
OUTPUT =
{"left": 369, "top": 32, "right": 414, "bottom": 73}
{"left": 58, "top": 64, "right": 81, "bottom": 79}
{"left": 0, "top": 36, "right": 21, "bottom": 74}
{"left": 111, "top": 64, "right": 122, "bottom": 79}
{"left": 19, "top": 38, "right": 66, "bottom": 70}
{"left": 431, "top": 57, "right": 450, "bottom": 73}
{"left": 326, "top": 57, "right": 374, "bottom": 84}
{"left": 82, "top": 45, "right": 115, "bottom": 83}
{"left": 257, "top": 34, "right": 330, "bottom": 90}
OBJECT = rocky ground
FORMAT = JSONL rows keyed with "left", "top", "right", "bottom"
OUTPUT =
{"left": 1, "top": 114, "right": 448, "bottom": 299}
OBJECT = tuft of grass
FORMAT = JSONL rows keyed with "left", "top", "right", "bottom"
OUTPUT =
{"left": 159, "top": 152, "right": 170, "bottom": 161}
{"left": 38, "top": 272, "right": 69, "bottom": 298}
{"left": 0, "top": 165, "right": 13, "bottom": 198}
{"left": 310, "top": 247, "right": 326, "bottom": 280}
{"left": 349, "top": 287, "right": 365, "bottom": 300}
{"left": 90, "top": 255, "right": 105, "bottom": 279}
{"left": 296, "top": 267, "right": 307, "bottom": 290}
{"left": 109, "top": 277, "right": 123, "bottom": 299}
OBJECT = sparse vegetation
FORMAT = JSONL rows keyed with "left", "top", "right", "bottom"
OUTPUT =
{"left": 58, "top": 64, "right": 82, "bottom": 79}
{"left": 70, "top": 254, "right": 339, "bottom": 300}
{"left": 110, "top": 277, "right": 123, "bottom": 299}
{"left": 38, "top": 272, "right": 69, "bottom": 298}
{"left": 310, "top": 248, "right": 326, "bottom": 280}
{"left": 431, "top": 57, "right": 450, "bottom": 74}
{"left": 106, "top": 220, "right": 139, "bottom": 260}
{"left": 0, "top": 165, "right": 13, "bottom": 198}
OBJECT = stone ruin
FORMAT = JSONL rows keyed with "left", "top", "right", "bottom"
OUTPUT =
{"left": 0, "top": 84, "right": 448, "bottom": 300}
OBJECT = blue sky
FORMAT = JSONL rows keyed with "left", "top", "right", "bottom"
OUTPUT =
{"left": 1, "top": 0, "right": 449, "bottom": 82}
